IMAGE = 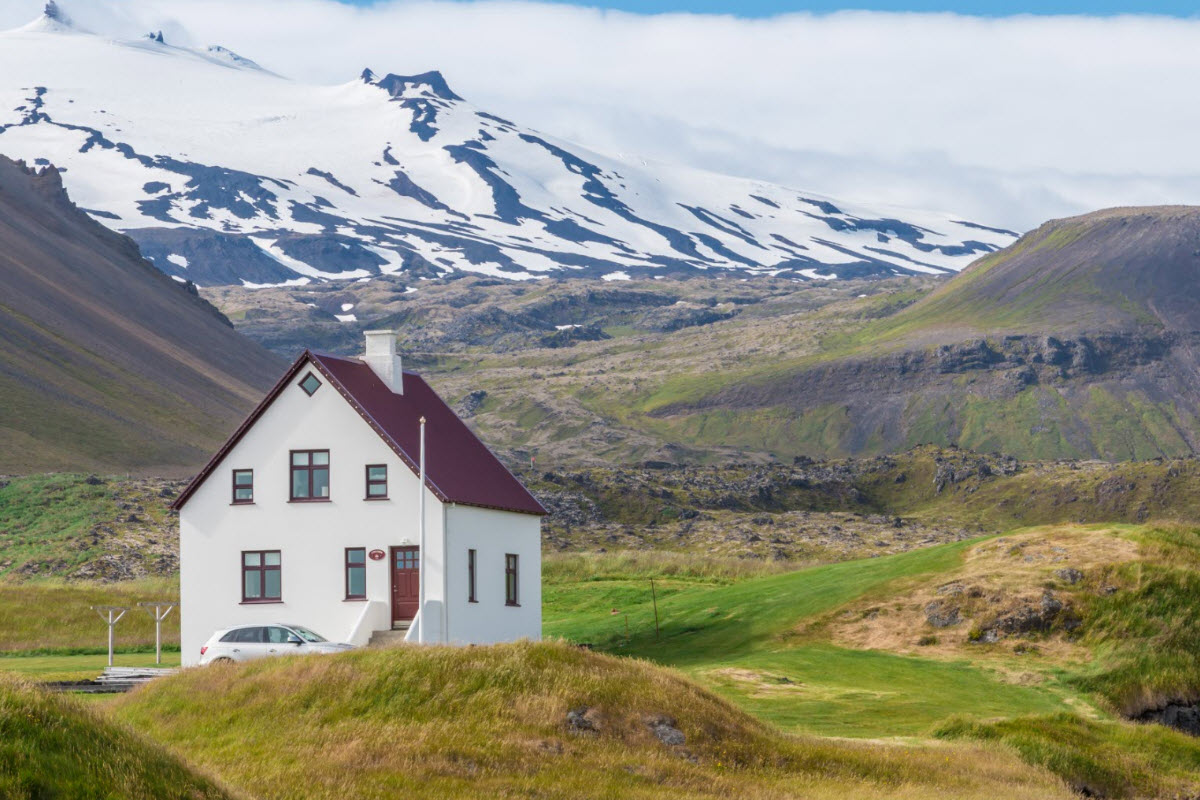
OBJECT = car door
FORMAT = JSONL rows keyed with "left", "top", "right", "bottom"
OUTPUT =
{"left": 264, "top": 626, "right": 302, "bottom": 657}
{"left": 228, "top": 626, "right": 269, "bottom": 661}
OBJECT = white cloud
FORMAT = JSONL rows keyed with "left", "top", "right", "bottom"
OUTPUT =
{"left": 3, "top": 0, "right": 1199, "bottom": 229}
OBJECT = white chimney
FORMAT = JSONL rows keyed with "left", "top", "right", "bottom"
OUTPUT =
{"left": 363, "top": 330, "right": 403, "bottom": 394}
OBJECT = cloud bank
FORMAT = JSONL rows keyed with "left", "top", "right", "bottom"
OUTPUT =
{"left": 4, "top": 0, "right": 1199, "bottom": 229}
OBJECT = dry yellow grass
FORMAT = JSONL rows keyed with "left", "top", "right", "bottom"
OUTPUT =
{"left": 826, "top": 526, "right": 1137, "bottom": 664}
{"left": 109, "top": 641, "right": 1073, "bottom": 800}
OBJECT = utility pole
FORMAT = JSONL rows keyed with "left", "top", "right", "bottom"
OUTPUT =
{"left": 137, "top": 601, "right": 178, "bottom": 665}
{"left": 91, "top": 606, "right": 128, "bottom": 667}
{"left": 650, "top": 579, "right": 660, "bottom": 639}
{"left": 418, "top": 415, "right": 426, "bottom": 645}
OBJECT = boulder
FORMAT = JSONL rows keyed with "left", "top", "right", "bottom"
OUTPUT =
{"left": 645, "top": 715, "right": 686, "bottom": 746}
{"left": 1054, "top": 567, "right": 1084, "bottom": 585}
{"left": 924, "top": 600, "right": 962, "bottom": 628}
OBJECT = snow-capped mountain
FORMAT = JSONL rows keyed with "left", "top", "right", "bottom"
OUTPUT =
{"left": 0, "top": 4, "right": 1018, "bottom": 287}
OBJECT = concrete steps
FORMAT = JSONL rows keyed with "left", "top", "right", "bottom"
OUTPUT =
{"left": 368, "top": 623, "right": 410, "bottom": 649}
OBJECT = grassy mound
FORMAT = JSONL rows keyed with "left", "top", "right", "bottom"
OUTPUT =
{"left": 0, "top": 674, "right": 231, "bottom": 800}
{"left": 1072, "top": 524, "right": 1200, "bottom": 715}
{"left": 937, "top": 714, "right": 1200, "bottom": 799}
{"left": 110, "top": 641, "right": 1071, "bottom": 800}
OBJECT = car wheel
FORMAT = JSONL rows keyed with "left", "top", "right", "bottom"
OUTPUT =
{"left": 210, "top": 657, "right": 234, "bottom": 664}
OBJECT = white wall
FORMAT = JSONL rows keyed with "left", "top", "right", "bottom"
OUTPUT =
{"left": 179, "top": 357, "right": 448, "bottom": 666}
{"left": 444, "top": 504, "right": 542, "bottom": 644}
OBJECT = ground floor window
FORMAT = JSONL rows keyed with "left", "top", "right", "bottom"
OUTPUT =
{"left": 242, "top": 550, "right": 281, "bottom": 602}
{"left": 505, "top": 553, "right": 519, "bottom": 606}
{"left": 345, "top": 548, "right": 366, "bottom": 599}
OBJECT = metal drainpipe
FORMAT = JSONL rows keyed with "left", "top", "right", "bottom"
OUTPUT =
{"left": 443, "top": 503, "right": 452, "bottom": 643}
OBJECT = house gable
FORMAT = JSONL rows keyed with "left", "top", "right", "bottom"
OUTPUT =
{"left": 172, "top": 350, "right": 546, "bottom": 516}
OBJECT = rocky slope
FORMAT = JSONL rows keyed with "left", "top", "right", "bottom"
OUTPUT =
{"left": 0, "top": 156, "right": 283, "bottom": 474}
{"left": 14, "top": 447, "right": 1200, "bottom": 581}
{"left": 203, "top": 207, "right": 1200, "bottom": 465}
{"left": 648, "top": 207, "right": 1200, "bottom": 461}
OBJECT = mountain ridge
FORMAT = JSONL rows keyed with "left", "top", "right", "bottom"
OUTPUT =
{"left": 0, "top": 5, "right": 1016, "bottom": 287}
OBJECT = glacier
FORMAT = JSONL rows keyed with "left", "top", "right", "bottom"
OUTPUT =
{"left": 0, "top": 4, "right": 1018, "bottom": 286}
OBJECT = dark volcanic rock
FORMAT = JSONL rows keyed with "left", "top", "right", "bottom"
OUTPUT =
{"left": 645, "top": 715, "right": 686, "bottom": 746}
{"left": 1136, "top": 702, "right": 1200, "bottom": 736}
{"left": 456, "top": 390, "right": 488, "bottom": 418}
{"left": 981, "top": 590, "right": 1075, "bottom": 639}
{"left": 566, "top": 707, "right": 601, "bottom": 734}
{"left": 1054, "top": 567, "right": 1084, "bottom": 585}
{"left": 924, "top": 600, "right": 962, "bottom": 628}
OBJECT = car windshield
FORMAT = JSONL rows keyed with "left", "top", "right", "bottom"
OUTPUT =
{"left": 287, "top": 626, "right": 327, "bottom": 643}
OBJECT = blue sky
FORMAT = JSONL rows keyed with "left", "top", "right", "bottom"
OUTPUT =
{"left": 341, "top": 0, "right": 1198, "bottom": 17}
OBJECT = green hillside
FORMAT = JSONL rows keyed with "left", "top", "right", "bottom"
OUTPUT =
{"left": 620, "top": 208, "right": 1200, "bottom": 461}
{"left": 853, "top": 206, "right": 1200, "bottom": 343}
{"left": 3, "top": 516, "right": 1198, "bottom": 798}
{"left": 0, "top": 674, "right": 233, "bottom": 800}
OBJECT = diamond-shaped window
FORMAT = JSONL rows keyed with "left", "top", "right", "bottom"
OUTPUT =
{"left": 299, "top": 372, "right": 322, "bottom": 396}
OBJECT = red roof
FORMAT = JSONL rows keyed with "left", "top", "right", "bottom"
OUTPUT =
{"left": 172, "top": 351, "right": 546, "bottom": 516}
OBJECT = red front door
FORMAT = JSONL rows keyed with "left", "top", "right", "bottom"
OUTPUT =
{"left": 391, "top": 546, "right": 420, "bottom": 625}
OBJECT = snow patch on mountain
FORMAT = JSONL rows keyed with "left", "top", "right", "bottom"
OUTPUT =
{"left": 0, "top": 6, "right": 1018, "bottom": 286}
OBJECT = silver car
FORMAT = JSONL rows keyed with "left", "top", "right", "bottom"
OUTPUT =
{"left": 198, "top": 623, "right": 354, "bottom": 665}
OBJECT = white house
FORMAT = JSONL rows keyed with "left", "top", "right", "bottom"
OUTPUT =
{"left": 172, "top": 331, "right": 545, "bottom": 666}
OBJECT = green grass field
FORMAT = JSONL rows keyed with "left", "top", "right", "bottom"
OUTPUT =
{"left": 3, "top": 525, "right": 1199, "bottom": 798}
{"left": 542, "top": 527, "right": 1200, "bottom": 796}
{"left": 0, "top": 652, "right": 179, "bottom": 682}
{"left": 0, "top": 578, "right": 179, "bottom": 653}
{"left": 545, "top": 540, "right": 1074, "bottom": 738}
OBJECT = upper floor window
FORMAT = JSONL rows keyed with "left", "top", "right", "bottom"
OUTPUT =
{"left": 232, "top": 469, "right": 254, "bottom": 504}
{"left": 505, "top": 553, "right": 519, "bottom": 607}
{"left": 299, "top": 372, "right": 322, "bottom": 396}
{"left": 242, "top": 550, "right": 281, "bottom": 602}
{"left": 290, "top": 450, "right": 330, "bottom": 501}
{"left": 365, "top": 465, "right": 388, "bottom": 499}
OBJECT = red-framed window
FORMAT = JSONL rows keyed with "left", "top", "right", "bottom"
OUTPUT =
{"left": 468, "top": 549, "right": 477, "bottom": 603}
{"left": 232, "top": 469, "right": 254, "bottom": 504}
{"left": 365, "top": 465, "right": 388, "bottom": 499}
{"left": 505, "top": 553, "right": 519, "bottom": 607}
{"left": 242, "top": 550, "right": 281, "bottom": 602}
{"left": 290, "top": 450, "right": 330, "bottom": 501}
{"left": 345, "top": 548, "right": 366, "bottom": 600}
